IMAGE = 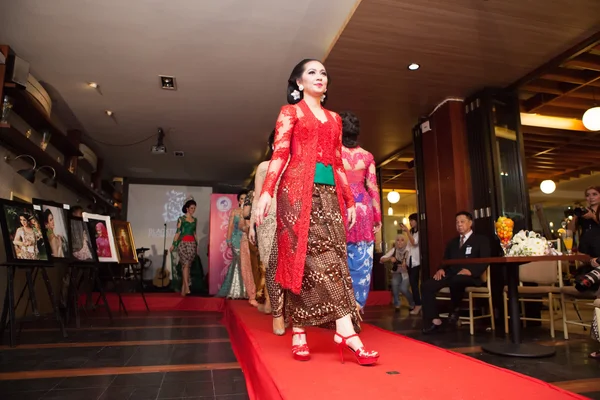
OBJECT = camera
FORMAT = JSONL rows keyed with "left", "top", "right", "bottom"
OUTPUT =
{"left": 575, "top": 261, "right": 600, "bottom": 292}
{"left": 573, "top": 207, "right": 589, "bottom": 218}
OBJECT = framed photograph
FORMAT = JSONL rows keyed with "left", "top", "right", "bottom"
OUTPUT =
{"left": 32, "top": 199, "right": 71, "bottom": 259}
{"left": 112, "top": 220, "right": 138, "bottom": 264}
{"left": 68, "top": 216, "right": 98, "bottom": 263}
{"left": 82, "top": 212, "right": 118, "bottom": 263}
{"left": 0, "top": 198, "right": 51, "bottom": 264}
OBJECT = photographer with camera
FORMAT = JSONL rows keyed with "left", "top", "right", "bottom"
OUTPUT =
{"left": 568, "top": 186, "right": 600, "bottom": 257}
{"left": 380, "top": 234, "right": 415, "bottom": 312}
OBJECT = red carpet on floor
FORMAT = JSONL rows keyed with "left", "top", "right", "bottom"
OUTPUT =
{"left": 81, "top": 291, "right": 389, "bottom": 313}
{"left": 81, "top": 293, "right": 225, "bottom": 312}
{"left": 223, "top": 300, "right": 586, "bottom": 400}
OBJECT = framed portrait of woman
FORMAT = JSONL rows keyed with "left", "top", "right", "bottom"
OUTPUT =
{"left": 82, "top": 212, "right": 119, "bottom": 263}
{"left": 112, "top": 220, "right": 138, "bottom": 264}
{"left": 0, "top": 198, "right": 52, "bottom": 265}
{"left": 32, "top": 199, "right": 71, "bottom": 260}
{"left": 68, "top": 216, "right": 98, "bottom": 263}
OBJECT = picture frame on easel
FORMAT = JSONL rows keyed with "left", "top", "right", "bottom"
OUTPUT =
{"left": 82, "top": 212, "right": 119, "bottom": 263}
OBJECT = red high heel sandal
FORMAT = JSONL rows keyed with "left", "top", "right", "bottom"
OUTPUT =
{"left": 292, "top": 331, "right": 311, "bottom": 361}
{"left": 335, "top": 332, "right": 379, "bottom": 366}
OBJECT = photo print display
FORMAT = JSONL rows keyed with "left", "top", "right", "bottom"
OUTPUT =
{"left": 112, "top": 220, "right": 138, "bottom": 264}
{"left": 32, "top": 199, "right": 71, "bottom": 259}
{"left": 82, "top": 212, "right": 119, "bottom": 263}
{"left": 0, "top": 198, "right": 51, "bottom": 264}
{"left": 69, "top": 216, "right": 98, "bottom": 263}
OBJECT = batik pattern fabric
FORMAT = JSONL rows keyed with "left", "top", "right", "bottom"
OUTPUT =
{"left": 217, "top": 212, "right": 247, "bottom": 299}
{"left": 260, "top": 100, "right": 355, "bottom": 294}
{"left": 347, "top": 241, "right": 374, "bottom": 308}
{"left": 342, "top": 148, "right": 381, "bottom": 307}
{"left": 593, "top": 298, "right": 600, "bottom": 343}
{"left": 253, "top": 161, "right": 284, "bottom": 313}
{"left": 283, "top": 184, "right": 360, "bottom": 330}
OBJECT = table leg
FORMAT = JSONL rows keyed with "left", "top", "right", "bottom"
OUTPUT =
{"left": 482, "top": 263, "right": 555, "bottom": 358}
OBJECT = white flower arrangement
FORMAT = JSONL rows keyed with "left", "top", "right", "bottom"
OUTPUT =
{"left": 507, "top": 230, "right": 553, "bottom": 257}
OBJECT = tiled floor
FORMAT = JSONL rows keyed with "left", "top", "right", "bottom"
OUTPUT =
{"left": 1, "top": 304, "right": 599, "bottom": 399}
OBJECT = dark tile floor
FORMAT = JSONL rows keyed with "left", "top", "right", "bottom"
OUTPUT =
{"left": 1, "top": 305, "right": 599, "bottom": 399}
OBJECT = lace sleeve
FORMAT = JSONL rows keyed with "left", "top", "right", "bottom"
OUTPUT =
{"left": 365, "top": 153, "right": 381, "bottom": 223}
{"left": 333, "top": 113, "right": 355, "bottom": 208}
{"left": 261, "top": 105, "right": 297, "bottom": 197}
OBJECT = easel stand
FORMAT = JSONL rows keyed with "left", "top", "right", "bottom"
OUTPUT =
{"left": 0, "top": 263, "right": 67, "bottom": 347}
{"left": 66, "top": 261, "right": 121, "bottom": 328}
{"left": 100, "top": 263, "right": 148, "bottom": 311}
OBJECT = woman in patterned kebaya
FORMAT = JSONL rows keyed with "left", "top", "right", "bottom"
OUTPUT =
{"left": 255, "top": 59, "right": 379, "bottom": 365}
{"left": 340, "top": 111, "right": 381, "bottom": 312}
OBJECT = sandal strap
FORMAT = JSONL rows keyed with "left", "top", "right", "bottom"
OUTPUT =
{"left": 335, "top": 332, "right": 358, "bottom": 344}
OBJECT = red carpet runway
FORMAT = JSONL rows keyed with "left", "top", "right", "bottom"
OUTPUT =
{"left": 223, "top": 300, "right": 586, "bottom": 400}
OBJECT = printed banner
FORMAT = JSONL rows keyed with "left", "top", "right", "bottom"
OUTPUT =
{"left": 208, "top": 194, "right": 237, "bottom": 295}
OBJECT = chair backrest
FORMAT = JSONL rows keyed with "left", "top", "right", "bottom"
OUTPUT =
{"left": 481, "top": 266, "right": 491, "bottom": 290}
{"left": 519, "top": 261, "right": 559, "bottom": 285}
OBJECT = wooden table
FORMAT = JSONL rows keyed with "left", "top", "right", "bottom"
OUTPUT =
{"left": 442, "top": 254, "right": 590, "bottom": 358}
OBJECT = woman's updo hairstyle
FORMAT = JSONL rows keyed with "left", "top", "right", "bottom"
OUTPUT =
{"left": 286, "top": 58, "right": 329, "bottom": 106}
{"left": 340, "top": 111, "right": 360, "bottom": 148}
{"left": 182, "top": 199, "right": 196, "bottom": 214}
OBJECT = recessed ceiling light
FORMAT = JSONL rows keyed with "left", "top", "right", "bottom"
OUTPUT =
{"left": 105, "top": 110, "right": 113, "bottom": 116}
{"left": 407, "top": 63, "right": 420, "bottom": 71}
{"left": 88, "top": 82, "right": 98, "bottom": 88}
{"left": 159, "top": 75, "right": 177, "bottom": 90}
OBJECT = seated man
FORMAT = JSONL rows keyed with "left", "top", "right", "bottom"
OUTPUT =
{"left": 422, "top": 211, "right": 490, "bottom": 334}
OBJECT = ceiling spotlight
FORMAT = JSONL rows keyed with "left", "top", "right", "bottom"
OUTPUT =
{"left": 159, "top": 75, "right": 177, "bottom": 90}
{"left": 105, "top": 110, "right": 113, "bottom": 116}
{"left": 388, "top": 206, "right": 393, "bottom": 216}
{"left": 407, "top": 63, "right": 420, "bottom": 71}
{"left": 88, "top": 82, "right": 98, "bottom": 88}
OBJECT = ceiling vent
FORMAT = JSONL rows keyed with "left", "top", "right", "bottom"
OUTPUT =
{"left": 174, "top": 151, "right": 184, "bottom": 157}
{"left": 159, "top": 75, "right": 176, "bottom": 90}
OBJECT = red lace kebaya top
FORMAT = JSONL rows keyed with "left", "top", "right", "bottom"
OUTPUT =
{"left": 342, "top": 148, "right": 382, "bottom": 244}
{"left": 261, "top": 100, "right": 355, "bottom": 294}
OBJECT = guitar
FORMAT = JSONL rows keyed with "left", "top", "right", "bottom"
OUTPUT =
{"left": 153, "top": 224, "right": 171, "bottom": 288}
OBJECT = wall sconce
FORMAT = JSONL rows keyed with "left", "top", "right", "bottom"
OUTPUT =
{"left": 4, "top": 154, "right": 37, "bottom": 183}
{"left": 37, "top": 165, "right": 57, "bottom": 188}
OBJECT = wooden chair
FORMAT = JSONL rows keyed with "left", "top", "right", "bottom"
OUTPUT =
{"left": 503, "top": 260, "right": 564, "bottom": 338}
{"left": 436, "top": 266, "right": 494, "bottom": 335}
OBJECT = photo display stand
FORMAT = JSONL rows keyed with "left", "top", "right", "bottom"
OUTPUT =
{"left": 0, "top": 197, "right": 67, "bottom": 347}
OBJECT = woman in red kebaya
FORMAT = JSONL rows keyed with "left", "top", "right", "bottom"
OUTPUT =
{"left": 255, "top": 59, "right": 379, "bottom": 365}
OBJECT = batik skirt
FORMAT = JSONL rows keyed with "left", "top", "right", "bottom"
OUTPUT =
{"left": 284, "top": 184, "right": 359, "bottom": 330}
{"left": 347, "top": 241, "right": 374, "bottom": 308}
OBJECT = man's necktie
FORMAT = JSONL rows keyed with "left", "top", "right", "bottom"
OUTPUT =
{"left": 459, "top": 235, "right": 465, "bottom": 248}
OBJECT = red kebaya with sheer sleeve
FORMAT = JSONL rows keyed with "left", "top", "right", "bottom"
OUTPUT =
{"left": 261, "top": 100, "right": 355, "bottom": 294}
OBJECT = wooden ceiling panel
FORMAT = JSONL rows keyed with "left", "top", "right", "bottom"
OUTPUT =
{"left": 325, "top": 0, "right": 600, "bottom": 164}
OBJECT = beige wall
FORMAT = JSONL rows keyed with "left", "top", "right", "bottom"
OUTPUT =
{"left": 0, "top": 145, "right": 92, "bottom": 317}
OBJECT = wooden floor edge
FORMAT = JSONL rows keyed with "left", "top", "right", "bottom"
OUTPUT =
{"left": 0, "top": 338, "right": 230, "bottom": 350}
{"left": 0, "top": 362, "right": 241, "bottom": 380}
{"left": 449, "top": 338, "right": 587, "bottom": 354}
{"left": 552, "top": 377, "right": 600, "bottom": 394}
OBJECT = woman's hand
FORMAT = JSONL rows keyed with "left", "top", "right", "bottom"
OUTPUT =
{"left": 255, "top": 193, "right": 272, "bottom": 226}
{"left": 347, "top": 206, "right": 356, "bottom": 230}
{"left": 582, "top": 208, "right": 596, "bottom": 220}
{"left": 169, "top": 245, "right": 174, "bottom": 253}
{"left": 249, "top": 226, "right": 256, "bottom": 245}
{"left": 373, "top": 222, "right": 382, "bottom": 234}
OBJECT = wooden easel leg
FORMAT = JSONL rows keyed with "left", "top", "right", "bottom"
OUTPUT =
{"left": 107, "top": 264, "right": 128, "bottom": 316}
{"left": 25, "top": 268, "right": 39, "bottom": 317}
{"left": 70, "top": 266, "right": 81, "bottom": 328}
{"left": 94, "top": 266, "right": 113, "bottom": 322}
{"left": 7, "top": 266, "right": 17, "bottom": 347}
{"left": 0, "top": 275, "right": 9, "bottom": 343}
{"left": 40, "top": 267, "right": 67, "bottom": 338}
{"left": 135, "top": 265, "right": 150, "bottom": 312}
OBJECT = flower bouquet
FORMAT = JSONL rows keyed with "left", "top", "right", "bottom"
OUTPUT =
{"left": 507, "top": 230, "right": 554, "bottom": 257}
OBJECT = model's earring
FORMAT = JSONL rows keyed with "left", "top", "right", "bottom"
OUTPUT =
{"left": 321, "top": 94, "right": 326, "bottom": 103}
{"left": 298, "top": 84, "right": 304, "bottom": 91}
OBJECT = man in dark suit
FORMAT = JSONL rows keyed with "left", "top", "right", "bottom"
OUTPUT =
{"left": 422, "top": 211, "right": 491, "bottom": 334}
